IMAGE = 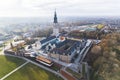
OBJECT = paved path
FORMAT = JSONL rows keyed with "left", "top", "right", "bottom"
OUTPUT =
{"left": 0, "top": 61, "right": 29, "bottom": 80}
{"left": 1, "top": 53, "right": 67, "bottom": 80}
{"left": 80, "top": 40, "right": 92, "bottom": 63}
{"left": 75, "top": 40, "right": 92, "bottom": 63}
{"left": 0, "top": 49, "right": 4, "bottom": 55}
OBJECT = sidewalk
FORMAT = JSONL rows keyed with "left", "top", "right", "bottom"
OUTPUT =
{"left": 0, "top": 61, "right": 29, "bottom": 80}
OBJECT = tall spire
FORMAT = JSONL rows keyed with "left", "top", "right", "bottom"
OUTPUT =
{"left": 54, "top": 10, "right": 58, "bottom": 23}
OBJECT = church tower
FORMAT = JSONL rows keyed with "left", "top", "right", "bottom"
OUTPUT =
{"left": 53, "top": 10, "right": 59, "bottom": 36}
{"left": 54, "top": 11, "right": 58, "bottom": 23}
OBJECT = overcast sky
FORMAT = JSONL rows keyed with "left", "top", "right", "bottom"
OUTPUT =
{"left": 0, "top": 0, "right": 120, "bottom": 17}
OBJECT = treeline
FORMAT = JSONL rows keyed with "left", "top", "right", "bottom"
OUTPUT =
{"left": 69, "top": 30, "right": 106, "bottom": 39}
{"left": 32, "top": 28, "right": 53, "bottom": 38}
{"left": 85, "top": 32, "right": 120, "bottom": 80}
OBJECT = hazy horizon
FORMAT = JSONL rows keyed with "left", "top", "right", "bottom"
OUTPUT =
{"left": 0, "top": 0, "right": 120, "bottom": 17}
{"left": 0, "top": 16, "right": 119, "bottom": 25}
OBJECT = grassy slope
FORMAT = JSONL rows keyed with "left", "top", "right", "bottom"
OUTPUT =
{"left": 5, "top": 63, "right": 63, "bottom": 80}
{"left": 0, "top": 55, "right": 26, "bottom": 78}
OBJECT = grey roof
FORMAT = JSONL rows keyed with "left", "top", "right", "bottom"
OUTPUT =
{"left": 40, "top": 36, "right": 56, "bottom": 44}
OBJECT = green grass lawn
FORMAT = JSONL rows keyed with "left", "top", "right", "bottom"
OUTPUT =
{"left": 5, "top": 63, "right": 64, "bottom": 80}
{"left": 0, "top": 48, "right": 2, "bottom": 52}
{"left": 0, "top": 55, "right": 26, "bottom": 78}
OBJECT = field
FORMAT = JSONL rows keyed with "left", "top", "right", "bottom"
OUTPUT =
{"left": 0, "top": 55, "right": 26, "bottom": 78}
{"left": 0, "top": 55, "right": 63, "bottom": 80}
{"left": 5, "top": 63, "right": 63, "bottom": 80}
